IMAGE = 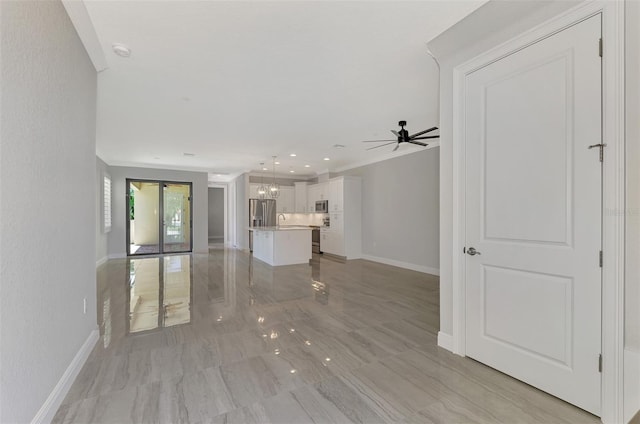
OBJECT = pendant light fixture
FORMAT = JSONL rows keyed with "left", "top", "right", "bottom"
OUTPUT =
{"left": 268, "top": 156, "right": 280, "bottom": 198}
{"left": 257, "top": 162, "right": 268, "bottom": 199}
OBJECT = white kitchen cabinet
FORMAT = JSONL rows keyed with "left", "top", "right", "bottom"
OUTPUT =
{"left": 294, "top": 182, "right": 308, "bottom": 213}
{"left": 329, "top": 179, "right": 343, "bottom": 211}
{"left": 321, "top": 230, "right": 344, "bottom": 256}
{"left": 276, "top": 186, "right": 295, "bottom": 213}
{"left": 318, "top": 177, "right": 361, "bottom": 259}
{"left": 306, "top": 182, "right": 329, "bottom": 212}
{"left": 317, "top": 182, "right": 328, "bottom": 201}
{"left": 307, "top": 184, "right": 319, "bottom": 212}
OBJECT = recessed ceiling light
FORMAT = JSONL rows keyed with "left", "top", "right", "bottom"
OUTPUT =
{"left": 290, "top": 170, "right": 295, "bottom": 173}
{"left": 304, "top": 165, "right": 310, "bottom": 168}
{"left": 275, "top": 161, "right": 280, "bottom": 165}
{"left": 333, "top": 144, "right": 345, "bottom": 148}
{"left": 262, "top": 167, "right": 268, "bottom": 171}
{"left": 183, "top": 152, "right": 195, "bottom": 156}
{"left": 112, "top": 43, "right": 131, "bottom": 58}
{"left": 323, "top": 157, "right": 330, "bottom": 161}
{"left": 290, "top": 153, "right": 297, "bottom": 157}
{"left": 216, "top": 174, "right": 221, "bottom": 177}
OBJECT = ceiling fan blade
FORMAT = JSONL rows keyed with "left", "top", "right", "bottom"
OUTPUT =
{"left": 366, "top": 141, "right": 397, "bottom": 151}
{"left": 409, "top": 126, "right": 438, "bottom": 138}
{"left": 408, "top": 140, "right": 428, "bottom": 146}
{"left": 411, "top": 135, "right": 440, "bottom": 140}
{"left": 391, "top": 130, "right": 400, "bottom": 137}
{"left": 393, "top": 144, "right": 400, "bottom": 152}
{"left": 361, "top": 139, "right": 397, "bottom": 143}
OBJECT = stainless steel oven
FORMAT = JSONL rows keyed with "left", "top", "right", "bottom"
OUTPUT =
{"left": 315, "top": 200, "right": 328, "bottom": 213}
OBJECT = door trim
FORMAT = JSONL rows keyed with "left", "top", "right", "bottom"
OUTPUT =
{"left": 451, "top": 1, "right": 624, "bottom": 422}
{"left": 126, "top": 178, "right": 194, "bottom": 256}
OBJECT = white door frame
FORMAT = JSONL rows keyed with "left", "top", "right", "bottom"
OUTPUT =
{"left": 451, "top": 1, "right": 624, "bottom": 422}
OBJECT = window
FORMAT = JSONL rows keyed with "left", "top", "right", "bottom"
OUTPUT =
{"left": 103, "top": 174, "right": 112, "bottom": 233}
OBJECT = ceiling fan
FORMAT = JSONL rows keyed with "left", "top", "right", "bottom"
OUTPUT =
{"left": 362, "top": 121, "right": 439, "bottom": 151}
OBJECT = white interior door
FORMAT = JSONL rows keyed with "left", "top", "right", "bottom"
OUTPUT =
{"left": 464, "top": 15, "right": 602, "bottom": 415}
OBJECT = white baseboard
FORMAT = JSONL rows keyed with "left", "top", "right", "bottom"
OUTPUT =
{"left": 360, "top": 254, "right": 440, "bottom": 276}
{"left": 437, "top": 331, "right": 453, "bottom": 352}
{"left": 96, "top": 256, "right": 108, "bottom": 267}
{"left": 32, "top": 329, "right": 99, "bottom": 424}
{"left": 625, "top": 348, "right": 640, "bottom": 423}
{"left": 108, "top": 253, "right": 126, "bottom": 260}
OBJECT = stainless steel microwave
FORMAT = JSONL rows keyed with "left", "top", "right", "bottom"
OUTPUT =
{"left": 315, "top": 200, "right": 328, "bottom": 213}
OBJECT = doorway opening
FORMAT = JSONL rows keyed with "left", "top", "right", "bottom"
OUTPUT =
{"left": 208, "top": 187, "right": 225, "bottom": 247}
{"left": 126, "top": 179, "right": 193, "bottom": 256}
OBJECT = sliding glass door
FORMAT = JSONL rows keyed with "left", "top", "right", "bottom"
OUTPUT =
{"left": 126, "top": 179, "right": 192, "bottom": 256}
{"left": 163, "top": 183, "right": 191, "bottom": 253}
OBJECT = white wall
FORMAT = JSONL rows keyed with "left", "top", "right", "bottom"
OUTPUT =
{"left": 107, "top": 167, "right": 208, "bottom": 255}
{"left": 0, "top": 1, "right": 98, "bottom": 421}
{"left": 427, "top": 0, "right": 581, "bottom": 337}
{"left": 337, "top": 148, "right": 440, "bottom": 274}
{"left": 208, "top": 187, "right": 224, "bottom": 239}
{"left": 96, "top": 156, "right": 109, "bottom": 265}
{"left": 625, "top": 1, "right": 640, "bottom": 420}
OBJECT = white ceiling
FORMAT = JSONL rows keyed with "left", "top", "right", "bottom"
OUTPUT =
{"left": 84, "top": 0, "right": 486, "bottom": 181}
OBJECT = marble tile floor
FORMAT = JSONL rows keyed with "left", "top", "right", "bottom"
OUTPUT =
{"left": 53, "top": 249, "right": 598, "bottom": 423}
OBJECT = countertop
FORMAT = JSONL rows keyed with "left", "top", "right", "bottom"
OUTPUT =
{"left": 249, "top": 226, "right": 314, "bottom": 232}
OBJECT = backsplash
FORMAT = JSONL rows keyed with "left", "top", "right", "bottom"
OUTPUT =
{"left": 282, "top": 213, "right": 325, "bottom": 226}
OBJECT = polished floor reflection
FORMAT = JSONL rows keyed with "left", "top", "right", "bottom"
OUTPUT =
{"left": 54, "top": 248, "right": 598, "bottom": 423}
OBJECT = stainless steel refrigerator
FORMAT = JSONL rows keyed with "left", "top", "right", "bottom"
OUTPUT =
{"left": 249, "top": 198, "right": 276, "bottom": 251}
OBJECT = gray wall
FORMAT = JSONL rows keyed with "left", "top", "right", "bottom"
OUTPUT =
{"left": 338, "top": 148, "right": 440, "bottom": 272}
{"left": 233, "top": 173, "right": 249, "bottom": 250}
{"left": 428, "top": 0, "right": 581, "bottom": 337}
{"left": 208, "top": 187, "right": 224, "bottom": 239}
{"left": 96, "top": 156, "right": 110, "bottom": 263}
{"left": 0, "top": 1, "right": 98, "bottom": 421}
{"left": 107, "top": 167, "right": 209, "bottom": 255}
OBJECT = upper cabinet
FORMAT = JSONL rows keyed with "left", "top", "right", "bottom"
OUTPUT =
{"left": 294, "top": 182, "right": 308, "bottom": 213}
{"left": 276, "top": 186, "right": 295, "bottom": 213}
{"left": 307, "top": 184, "right": 319, "bottom": 212}
{"left": 329, "top": 179, "right": 343, "bottom": 211}
{"left": 317, "top": 182, "right": 328, "bottom": 201}
{"left": 249, "top": 183, "right": 294, "bottom": 213}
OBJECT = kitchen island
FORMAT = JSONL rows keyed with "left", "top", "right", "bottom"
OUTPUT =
{"left": 251, "top": 226, "right": 312, "bottom": 266}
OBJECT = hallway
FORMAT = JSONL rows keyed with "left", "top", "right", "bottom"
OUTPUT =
{"left": 54, "top": 249, "right": 597, "bottom": 423}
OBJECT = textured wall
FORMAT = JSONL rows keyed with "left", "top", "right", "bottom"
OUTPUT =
{"left": 107, "top": 166, "right": 209, "bottom": 255}
{"left": 337, "top": 148, "right": 440, "bottom": 272}
{"left": 0, "top": 1, "right": 98, "bottom": 421}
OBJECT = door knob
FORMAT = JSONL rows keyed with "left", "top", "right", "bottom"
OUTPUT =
{"left": 466, "top": 247, "right": 481, "bottom": 256}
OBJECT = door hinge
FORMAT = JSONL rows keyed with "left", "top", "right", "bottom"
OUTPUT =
{"left": 463, "top": 247, "right": 466, "bottom": 254}
{"left": 598, "top": 354, "right": 602, "bottom": 372}
{"left": 599, "top": 38, "right": 603, "bottom": 57}
{"left": 588, "top": 143, "right": 606, "bottom": 162}
{"left": 599, "top": 250, "right": 603, "bottom": 268}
